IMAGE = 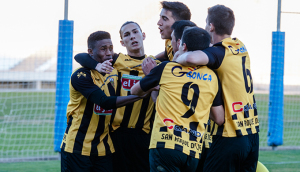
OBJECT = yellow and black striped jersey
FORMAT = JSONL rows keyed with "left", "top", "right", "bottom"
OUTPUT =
{"left": 203, "top": 119, "right": 213, "bottom": 149}
{"left": 165, "top": 39, "right": 174, "bottom": 61}
{"left": 203, "top": 37, "right": 259, "bottom": 137}
{"left": 60, "top": 67, "right": 118, "bottom": 156}
{"left": 140, "top": 61, "right": 223, "bottom": 159}
{"left": 110, "top": 53, "right": 161, "bottom": 134}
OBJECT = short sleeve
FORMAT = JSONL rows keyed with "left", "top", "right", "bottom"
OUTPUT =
{"left": 71, "top": 68, "right": 100, "bottom": 99}
{"left": 212, "top": 74, "right": 223, "bottom": 106}
{"left": 202, "top": 43, "right": 226, "bottom": 69}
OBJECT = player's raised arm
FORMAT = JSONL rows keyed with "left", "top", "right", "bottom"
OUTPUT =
{"left": 74, "top": 53, "right": 114, "bottom": 74}
{"left": 176, "top": 50, "right": 209, "bottom": 66}
{"left": 131, "top": 61, "right": 167, "bottom": 96}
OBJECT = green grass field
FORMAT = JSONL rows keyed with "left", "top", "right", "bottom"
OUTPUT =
{"left": 0, "top": 92, "right": 299, "bottom": 171}
{"left": 0, "top": 150, "right": 299, "bottom": 172}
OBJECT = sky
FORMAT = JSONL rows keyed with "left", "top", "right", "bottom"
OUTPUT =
{"left": 0, "top": 0, "right": 299, "bottom": 85}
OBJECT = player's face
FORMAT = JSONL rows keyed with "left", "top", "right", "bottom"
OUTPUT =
{"left": 120, "top": 23, "right": 145, "bottom": 53}
{"left": 171, "top": 31, "right": 179, "bottom": 53}
{"left": 90, "top": 39, "right": 113, "bottom": 63}
{"left": 157, "top": 9, "right": 176, "bottom": 40}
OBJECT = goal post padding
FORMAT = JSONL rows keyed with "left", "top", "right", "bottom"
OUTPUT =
{"left": 54, "top": 20, "right": 74, "bottom": 152}
{"left": 267, "top": 31, "right": 285, "bottom": 146}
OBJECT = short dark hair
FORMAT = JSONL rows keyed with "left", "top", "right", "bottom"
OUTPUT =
{"left": 171, "top": 20, "right": 196, "bottom": 41}
{"left": 119, "top": 21, "right": 142, "bottom": 39}
{"left": 207, "top": 4, "right": 235, "bottom": 35}
{"left": 87, "top": 31, "right": 111, "bottom": 49}
{"left": 160, "top": 1, "right": 191, "bottom": 21}
{"left": 181, "top": 27, "right": 211, "bottom": 51}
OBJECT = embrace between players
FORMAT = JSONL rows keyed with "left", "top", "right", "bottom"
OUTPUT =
{"left": 60, "top": 2, "right": 261, "bottom": 172}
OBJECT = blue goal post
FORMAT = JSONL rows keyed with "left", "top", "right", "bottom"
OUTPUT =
{"left": 53, "top": 20, "right": 74, "bottom": 152}
{"left": 267, "top": 31, "right": 285, "bottom": 147}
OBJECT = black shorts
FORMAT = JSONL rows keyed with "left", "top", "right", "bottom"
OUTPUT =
{"left": 149, "top": 148, "right": 198, "bottom": 172}
{"left": 61, "top": 149, "right": 113, "bottom": 172}
{"left": 203, "top": 133, "right": 259, "bottom": 172}
{"left": 196, "top": 143, "right": 209, "bottom": 172}
{"left": 110, "top": 127, "right": 151, "bottom": 172}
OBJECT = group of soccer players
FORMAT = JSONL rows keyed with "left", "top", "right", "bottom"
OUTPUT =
{"left": 60, "top": 1, "right": 264, "bottom": 172}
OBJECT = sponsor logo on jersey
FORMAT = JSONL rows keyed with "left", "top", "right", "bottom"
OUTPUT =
{"left": 163, "top": 118, "right": 174, "bottom": 129}
{"left": 93, "top": 104, "right": 112, "bottom": 115}
{"left": 171, "top": 66, "right": 212, "bottom": 82}
{"left": 77, "top": 72, "right": 86, "bottom": 78}
{"left": 109, "top": 78, "right": 115, "bottom": 88}
{"left": 162, "top": 118, "right": 202, "bottom": 138}
{"left": 232, "top": 101, "right": 257, "bottom": 112}
{"left": 228, "top": 45, "right": 248, "bottom": 55}
{"left": 121, "top": 74, "right": 142, "bottom": 91}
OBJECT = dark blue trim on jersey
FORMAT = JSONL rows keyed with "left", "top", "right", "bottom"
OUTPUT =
{"left": 73, "top": 99, "right": 94, "bottom": 153}
{"left": 103, "top": 134, "right": 112, "bottom": 155}
{"left": 71, "top": 68, "right": 99, "bottom": 100}
{"left": 140, "top": 61, "right": 169, "bottom": 92}
{"left": 91, "top": 115, "right": 106, "bottom": 154}
{"left": 136, "top": 95, "right": 151, "bottom": 129}
{"left": 156, "top": 142, "right": 166, "bottom": 148}
{"left": 202, "top": 42, "right": 225, "bottom": 69}
{"left": 110, "top": 72, "right": 122, "bottom": 126}
{"left": 66, "top": 116, "right": 73, "bottom": 134}
{"left": 120, "top": 70, "right": 139, "bottom": 128}
{"left": 212, "top": 72, "right": 224, "bottom": 106}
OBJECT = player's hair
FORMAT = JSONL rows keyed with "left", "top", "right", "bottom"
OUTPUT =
{"left": 119, "top": 21, "right": 142, "bottom": 39}
{"left": 207, "top": 4, "right": 235, "bottom": 35}
{"left": 160, "top": 1, "right": 191, "bottom": 21}
{"left": 181, "top": 27, "right": 211, "bottom": 51}
{"left": 171, "top": 20, "right": 196, "bottom": 41}
{"left": 87, "top": 31, "right": 111, "bottom": 49}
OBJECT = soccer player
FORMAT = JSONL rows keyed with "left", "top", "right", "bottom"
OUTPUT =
{"left": 74, "top": 21, "right": 160, "bottom": 172}
{"left": 156, "top": 1, "right": 191, "bottom": 61}
{"left": 176, "top": 5, "right": 259, "bottom": 172}
{"left": 131, "top": 27, "right": 224, "bottom": 172}
{"left": 142, "top": 20, "right": 196, "bottom": 76}
{"left": 60, "top": 31, "right": 152, "bottom": 172}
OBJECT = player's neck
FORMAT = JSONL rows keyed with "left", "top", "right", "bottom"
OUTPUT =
{"left": 212, "top": 33, "right": 231, "bottom": 44}
{"left": 127, "top": 49, "right": 145, "bottom": 57}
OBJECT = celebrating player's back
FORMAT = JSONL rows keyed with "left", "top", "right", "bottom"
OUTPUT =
{"left": 131, "top": 27, "right": 224, "bottom": 171}
{"left": 176, "top": 5, "right": 259, "bottom": 172}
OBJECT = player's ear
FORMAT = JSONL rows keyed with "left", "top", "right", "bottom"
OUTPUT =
{"left": 182, "top": 43, "right": 187, "bottom": 51}
{"left": 88, "top": 48, "right": 93, "bottom": 56}
{"left": 176, "top": 39, "right": 181, "bottom": 50}
{"left": 142, "top": 32, "right": 146, "bottom": 40}
{"left": 120, "top": 40, "right": 125, "bottom": 47}
{"left": 209, "top": 23, "right": 215, "bottom": 32}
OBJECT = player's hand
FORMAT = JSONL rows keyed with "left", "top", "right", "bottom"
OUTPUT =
{"left": 95, "top": 59, "right": 114, "bottom": 74}
{"left": 142, "top": 57, "right": 157, "bottom": 75}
